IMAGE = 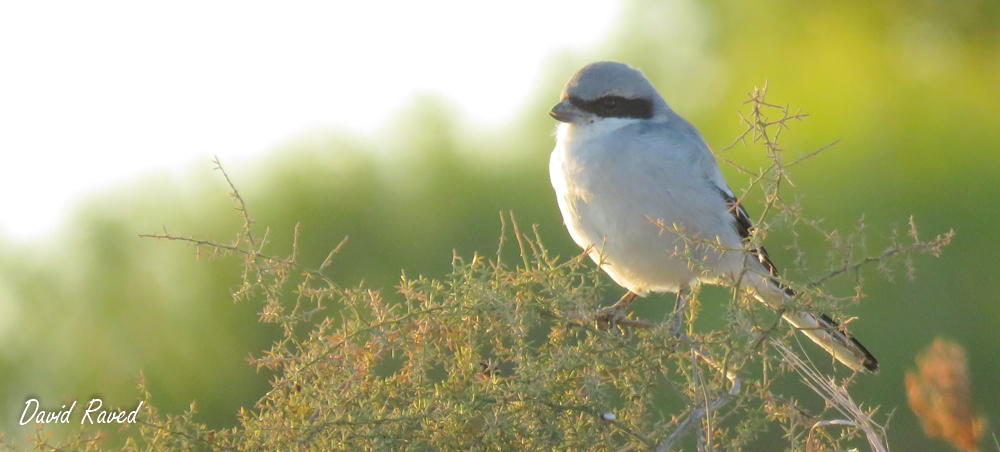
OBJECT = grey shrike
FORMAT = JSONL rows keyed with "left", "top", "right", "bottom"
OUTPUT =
{"left": 548, "top": 61, "right": 878, "bottom": 373}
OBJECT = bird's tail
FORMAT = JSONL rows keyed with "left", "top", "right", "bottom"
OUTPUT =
{"left": 779, "top": 310, "right": 879, "bottom": 373}
{"left": 746, "top": 268, "right": 879, "bottom": 373}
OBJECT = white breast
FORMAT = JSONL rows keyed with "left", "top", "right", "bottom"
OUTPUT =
{"left": 550, "top": 121, "right": 747, "bottom": 295}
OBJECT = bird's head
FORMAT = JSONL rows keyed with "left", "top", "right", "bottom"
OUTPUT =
{"left": 550, "top": 61, "right": 669, "bottom": 127}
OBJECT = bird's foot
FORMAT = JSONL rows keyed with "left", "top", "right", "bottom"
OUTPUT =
{"left": 595, "top": 305, "right": 653, "bottom": 333}
{"left": 669, "top": 310, "right": 684, "bottom": 337}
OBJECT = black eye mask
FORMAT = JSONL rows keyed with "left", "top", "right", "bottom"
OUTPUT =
{"left": 569, "top": 95, "right": 654, "bottom": 120}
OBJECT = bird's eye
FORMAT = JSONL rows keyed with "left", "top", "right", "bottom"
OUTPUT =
{"left": 600, "top": 98, "right": 619, "bottom": 112}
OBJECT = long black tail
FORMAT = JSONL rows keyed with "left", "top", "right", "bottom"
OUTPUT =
{"left": 780, "top": 310, "right": 879, "bottom": 373}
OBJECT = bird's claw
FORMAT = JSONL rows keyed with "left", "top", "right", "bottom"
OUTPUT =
{"left": 595, "top": 305, "right": 653, "bottom": 333}
{"left": 596, "top": 305, "right": 625, "bottom": 332}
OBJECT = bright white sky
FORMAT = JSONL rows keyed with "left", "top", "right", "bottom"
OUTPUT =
{"left": 0, "top": 1, "right": 620, "bottom": 241}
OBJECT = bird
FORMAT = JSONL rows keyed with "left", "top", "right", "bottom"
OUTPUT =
{"left": 548, "top": 61, "right": 878, "bottom": 373}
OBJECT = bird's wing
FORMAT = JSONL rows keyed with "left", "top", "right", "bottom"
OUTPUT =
{"left": 713, "top": 184, "right": 795, "bottom": 296}
{"left": 664, "top": 112, "right": 878, "bottom": 372}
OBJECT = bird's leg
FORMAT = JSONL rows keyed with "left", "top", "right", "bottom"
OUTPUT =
{"left": 596, "top": 291, "right": 650, "bottom": 332}
{"left": 670, "top": 288, "right": 688, "bottom": 337}
{"left": 614, "top": 291, "right": 639, "bottom": 310}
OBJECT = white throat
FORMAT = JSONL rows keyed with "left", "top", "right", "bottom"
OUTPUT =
{"left": 556, "top": 116, "right": 644, "bottom": 146}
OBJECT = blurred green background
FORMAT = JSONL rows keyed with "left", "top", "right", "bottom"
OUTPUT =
{"left": 2, "top": 0, "right": 998, "bottom": 450}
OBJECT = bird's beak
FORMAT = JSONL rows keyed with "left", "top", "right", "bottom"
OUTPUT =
{"left": 549, "top": 99, "right": 584, "bottom": 123}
